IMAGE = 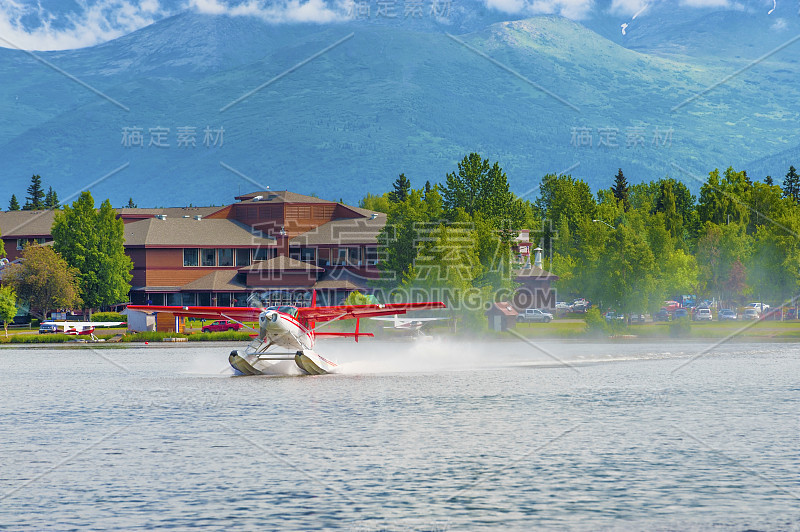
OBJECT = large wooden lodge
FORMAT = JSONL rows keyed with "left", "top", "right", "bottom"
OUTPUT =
{"left": 0, "top": 191, "right": 385, "bottom": 308}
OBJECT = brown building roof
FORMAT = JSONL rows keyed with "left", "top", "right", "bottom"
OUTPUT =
{"left": 289, "top": 213, "right": 387, "bottom": 246}
{"left": 486, "top": 302, "right": 519, "bottom": 316}
{"left": 239, "top": 256, "right": 324, "bottom": 272}
{"left": 234, "top": 190, "right": 335, "bottom": 204}
{"left": 0, "top": 210, "right": 56, "bottom": 237}
{"left": 312, "top": 279, "right": 361, "bottom": 290}
{"left": 515, "top": 266, "right": 560, "bottom": 281}
{"left": 117, "top": 206, "right": 224, "bottom": 218}
{"left": 124, "top": 217, "right": 278, "bottom": 247}
{"left": 181, "top": 270, "right": 247, "bottom": 291}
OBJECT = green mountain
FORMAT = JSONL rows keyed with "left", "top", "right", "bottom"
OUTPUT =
{"left": 2, "top": 10, "right": 799, "bottom": 206}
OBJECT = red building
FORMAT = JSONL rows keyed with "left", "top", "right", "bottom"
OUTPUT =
{"left": 0, "top": 191, "right": 385, "bottom": 307}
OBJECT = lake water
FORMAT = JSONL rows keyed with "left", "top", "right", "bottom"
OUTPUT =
{"left": 1, "top": 339, "right": 799, "bottom": 530}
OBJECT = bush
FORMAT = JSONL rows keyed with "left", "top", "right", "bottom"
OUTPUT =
{"left": 189, "top": 331, "right": 254, "bottom": 342}
{"left": 583, "top": 308, "right": 608, "bottom": 336}
{"left": 121, "top": 331, "right": 186, "bottom": 342}
{"left": 92, "top": 312, "right": 126, "bottom": 323}
{"left": 120, "top": 330, "right": 254, "bottom": 342}
{"left": 669, "top": 317, "right": 692, "bottom": 338}
{"left": 0, "top": 334, "right": 74, "bottom": 344}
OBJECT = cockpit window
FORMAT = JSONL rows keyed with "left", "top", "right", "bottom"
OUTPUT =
{"left": 278, "top": 306, "right": 298, "bottom": 317}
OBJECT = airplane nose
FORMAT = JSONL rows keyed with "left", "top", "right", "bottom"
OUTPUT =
{"left": 265, "top": 311, "right": 278, "bottom": 323}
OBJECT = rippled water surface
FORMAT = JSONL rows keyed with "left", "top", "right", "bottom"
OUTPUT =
{"left": 2, "top": 339, "right": 799, "bottom": 530}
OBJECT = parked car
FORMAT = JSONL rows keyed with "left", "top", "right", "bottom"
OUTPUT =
{"left": 517, "top": 308, "right": 554, "bottom": 323}
{"left": 654, "top": 308, "right": 672, "bottom": 322}
{"left": 694, "top": 308, "right": 713, "bottom": 321}
{"left": 555, "top": 301, "right": 572, "bottom": 312}
{"left": 673, "top": 308, "right": 689, "bottom": 319}
{"left": 742, "top": 308, "right": 760, "bottom": 320}
{"left": 39, "top": 322, "right": 59, "bottom": 334}
{"left": 747, "top": 303, "right": 770, "bottom": 313}
{"left": 786, "top": 308, "right": 798, "bottom": 320}
{"left": 762, "top": 308, "right": 783, "bottom": 321}
{"left": 572, "top": 299, "right": 590, "bottom": 313}
{"left": 718, "top": 309, "right": 737, "bottom": 321}
{"left": 629, "top": 314, "right": 646, "bottom": 324}
{"left": 604, "top": 311, "right": 625, "bottom": 322}
{"left": 202, "top": 320, "right": 242, "bottom": 333}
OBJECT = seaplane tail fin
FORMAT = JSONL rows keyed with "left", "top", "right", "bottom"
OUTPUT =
{"left": 308, "top": 289, "right": 317, "bottom": 331}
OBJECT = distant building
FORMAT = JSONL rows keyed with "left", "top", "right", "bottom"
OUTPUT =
{"left": 0, "top": 191, "right": 385, "bottom": 307}
{"left": 486, "top": 302, "right": 518, "bottom": 331}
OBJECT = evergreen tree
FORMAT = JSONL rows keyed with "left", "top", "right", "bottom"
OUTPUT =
{"left": 424, "top": 180, "right": 432, "bottom": 199}
{"left": 783, "top": 166, "right": 799, "bottom": 203}
{"left": 389, "top": 173, "right": 411, "bottom": 203}
{"left": 52, "top": 192, "right": 133, "bottom": 312}
{"left": 442, "top": 153, "right": 517, "bottom": 226}
{"left": 44, "top": 186, "right": 59, "bottom": 209}
{"left": 23, "top": 174, "right": 45, "bottom": 210}
{"left": 611, "top": 168, "right": 630, "bottom": 211}
{"left": 8, "top": 194, "right": 20, "bottom": 211}
{"left": 125, "top": 197, "right": 137, "bottom": 208}
{"left": 764, "top": 175, "right": 773, "bottom": 186}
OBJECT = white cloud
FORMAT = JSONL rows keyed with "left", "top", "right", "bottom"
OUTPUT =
{"left": 0, "top": 0, "right": 167, "bottom": 51}
{"left": 484, "top": 0, "right": 595, "bottom": 19}
{"left": 609, "top": 0, "right": 648, "bottom": 16}
{"left": 186, "top": 0, "right": 349, "bottom": 23}
{"left": 679, "top": 0, "right": 729, "bottom": 7}
{"left": 771, "top": 17, "right": 787, "bottom": 30}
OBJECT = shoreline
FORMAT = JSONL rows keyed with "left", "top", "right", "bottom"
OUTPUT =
{"left": 1, "top": 335, "right": 799, "bottom": 349}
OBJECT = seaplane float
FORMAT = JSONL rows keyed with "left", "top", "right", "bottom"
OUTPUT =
{"left": 127, "top": 293, "right": 445, "bottom": 375}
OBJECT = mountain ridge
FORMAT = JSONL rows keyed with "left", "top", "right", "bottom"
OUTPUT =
{"left": 2, "top": 9, "right": 799, "bottom": 207}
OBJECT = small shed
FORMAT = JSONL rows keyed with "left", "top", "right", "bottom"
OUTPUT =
{"left": 486, "top": 302, "right": 518, "bottom": 332}
{"left": 121, "top": 308, "right": 156, "bottom": 332}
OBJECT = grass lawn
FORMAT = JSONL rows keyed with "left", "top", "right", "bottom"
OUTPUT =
{"left": 512, "top": 318, "right": 800, "bottom": 340}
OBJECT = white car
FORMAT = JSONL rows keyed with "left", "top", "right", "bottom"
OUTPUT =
{"left": 747, "top": 303, "right": 769, "bottom": 313}
{"left": 694, "top": 308, "right": 712, "bottom": 321}
{"left": 743, "top": 308, "right": 760, "bottom": 320}
{"left": 517, "top": 308, "right": 554, "bottom": 323}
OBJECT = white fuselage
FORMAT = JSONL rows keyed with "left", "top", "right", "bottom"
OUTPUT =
{"left": 259, "top": 310, "right": 314, "bottom": 351}
{"left": 229, "top": 309, "right": 336, "bottom": 376}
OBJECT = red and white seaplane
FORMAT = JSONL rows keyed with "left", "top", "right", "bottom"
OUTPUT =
{"left": 42, "top": 320, "right": 126, "bottom": 341}
{"left": 127, "top": 293, "right": 445, "bottom": 375}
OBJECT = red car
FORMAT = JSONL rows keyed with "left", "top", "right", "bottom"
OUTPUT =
{"left": 201, "top": 320, "right": 242, "bottom": 333}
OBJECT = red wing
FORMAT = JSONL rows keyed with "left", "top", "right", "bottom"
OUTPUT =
{"left": 297, "top": 302, "right": 446, "bottom": 322}
{"left": 126, "top": 305, "right": 263, "bottom": 321}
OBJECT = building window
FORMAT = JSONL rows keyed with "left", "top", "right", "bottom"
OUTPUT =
{"left": 218, "top": 249, "right": 233, "bottom": 267}
{"left": 198, "top": 293, "right": 211, "bottom": 306}
{"left": 333, "top": 248, "right": 347, "bottom": 266}
{"left": 289, "top": 247, "right": 301, "bottom": 261}
{"left": 181, "top": 292, "right": 196, "bottom": 306}
{"left": 201, "top": 249, "right": 216, "bottom": 267}
{"left": 254, "top": 247, "right": 276, "bottom": 261}
{"left": 366, "top": 247, "right": 378, "bottom": 265}
{"left": 16, "top": 239, "right": 23, "bottom": 250}
{"left": 167, "top": 293, "right": 181, "bottom": 306}
{"left": 348, "top": 247, "right": 361, "bottom": 266}
{"left": 236, "top": 248, "right": 251, "bottom": 267}
{"left": 300, "top": 248, "right": 316, "bottom": 262}
{"left": 217, "top": 292, "right": 231, "bottom": 306}
{"left": 183, "top": 248, "right": 199, "bottom": 267}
